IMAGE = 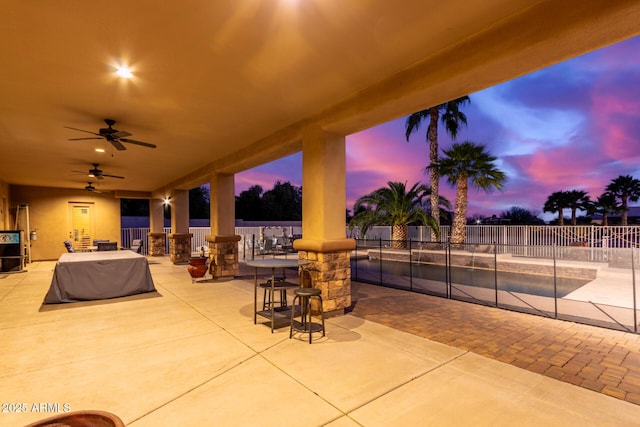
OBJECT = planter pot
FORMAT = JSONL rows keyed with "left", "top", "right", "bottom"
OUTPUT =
{"left": 188, "top": 257, "right": 208, "bottom": 281}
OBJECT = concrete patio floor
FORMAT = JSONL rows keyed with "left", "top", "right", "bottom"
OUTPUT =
{"left": 2, "top": 257, "right": 640, "bottom": 426}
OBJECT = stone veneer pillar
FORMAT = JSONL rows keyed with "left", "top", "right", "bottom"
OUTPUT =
{"left": 168, "top": 233, "right": 192, "bottom": 264}
{"left": 147, "top": 232, "right": 166, "bottom": 256}
{"left": 294, "top": 239, "right": 356, "bottom": 316}
{"left": 206, "top": 234, "right": 241, "bottom": 278}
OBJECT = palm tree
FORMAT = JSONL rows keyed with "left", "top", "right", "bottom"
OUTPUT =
{"left": 543, "top": 191, "right": 570, "bottom": 226}
{"left": 348, "top": 181, "right": 439, "bottom": 248}
{"left": 564, "top": 189, "right": 591, "bottom": 225}
{"left": 430, "top": 141, "right": 506, "bottom": 245}
{"left": 606, "top": 175, "right": 640, "bottom": 226}
{"left": 405, "top": 96, "right": 470, "bottom": 240}
{"left": 594, "top": 192, "right": 620, "bottom": 226}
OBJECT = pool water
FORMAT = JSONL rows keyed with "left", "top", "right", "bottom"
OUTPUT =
{"left": 351, "top": 259, "right": 590, "bottom": 298}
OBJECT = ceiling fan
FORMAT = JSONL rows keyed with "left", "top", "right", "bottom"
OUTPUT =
{"left": 84, "top": 182, "right": 108, "bottom": 193}
{"left": 65, "top": 118, "right": 156, "bottom": 150}
{"left": 73, "top": 163, "right": 124, "bottom": 180}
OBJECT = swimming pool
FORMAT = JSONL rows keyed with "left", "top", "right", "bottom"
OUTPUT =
{"left": 351, "top": 259, "right": 590, "bottom": 298}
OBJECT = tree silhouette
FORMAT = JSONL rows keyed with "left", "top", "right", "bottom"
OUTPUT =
{"left": 189, "top": 185, "right": 210, "bottom": 219}
{"left": 348, "top": 181, "right": 438, "bottom": 248}
{"left": 235, "top": 181, "right": 302, "bottom": 221}
{"left": 606, "top": 175, "right": 640, "bottom": 226}
{"left": 405, "top": 96, "right": 470, "bottom": 240}
{"left": 543, "top": 191, "right": 570, "bottom": 226}
{"left": 431, "top": 141, "right": 506, "bottom": 244}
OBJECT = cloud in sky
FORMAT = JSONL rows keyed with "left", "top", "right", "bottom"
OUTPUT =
{"left": 236, "top": 36, "right": 640, "bottom": 222}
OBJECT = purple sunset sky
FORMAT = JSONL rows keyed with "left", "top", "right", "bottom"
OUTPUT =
{"left": 235, "top": 36, "right": 640, "bottom": 222}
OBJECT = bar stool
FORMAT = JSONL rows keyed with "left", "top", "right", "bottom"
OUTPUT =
{"left": 290, "top": 286, "right": 326, "bottom": 344}
{"left": 259, "top": 277, "right": 288, "bottom": 310}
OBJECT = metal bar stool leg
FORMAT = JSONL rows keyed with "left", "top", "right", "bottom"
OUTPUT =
{"left": 289, "top": 294, "right": 299, "bottom": 339}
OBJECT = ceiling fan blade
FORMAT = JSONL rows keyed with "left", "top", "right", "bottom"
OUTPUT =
{"left": 112, "top": 130, "right": 132, "bottom": 138}
{"left": 120, "top": 138, "right": 157, "bottom": 149}
{"left": 100, "top": 173, "right": 125, "bottom": 179}
{"left": 64, "top": 126, "right": 100, "bottom": 136}
{"left": 68, "top": 137, "right": 103, "bottom": 141}
{"left": 109, "top": 139, "right": 127, "bottom": 151}
{"left": 96, "top": 175, "right": 104, "bottom": 180}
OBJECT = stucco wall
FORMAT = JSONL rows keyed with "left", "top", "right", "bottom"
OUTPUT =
{"left": 10, "top": 185, "right": 121, "bottom": 261}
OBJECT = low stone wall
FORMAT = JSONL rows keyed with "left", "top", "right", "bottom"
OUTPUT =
{"left": 367, "top": 249, "right": 598, "bottom": 280}
{"left": 603, "top": 248, "right": 640, "bottom": 269}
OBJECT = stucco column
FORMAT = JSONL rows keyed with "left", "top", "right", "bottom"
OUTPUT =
{"left": 293, "top": 127, "right": 355, "bottom": 316}
{"left": 147, "top": 197, "right": 166, "bottom": 256}
{"left": 170, "top": 189, "right": 189, "bottom": 234}
{"left": 208, "top": 173, "right": 240, "bottom": 278}
{"left": 149, "top": 198, "right": 165, "bottom": 233}
{"left": 168, "top": 189, "right": 191, "bottom": 264}
{"left": 210, "top": 173, "right": 235, "bottom": 235}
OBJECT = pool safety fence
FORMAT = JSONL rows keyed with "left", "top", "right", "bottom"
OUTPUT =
{"left": 352, "top": 238, "right": 640, "bottom": 334}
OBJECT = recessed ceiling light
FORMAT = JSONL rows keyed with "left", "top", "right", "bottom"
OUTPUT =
{"left": 116, "top": 66, "right": 133, "bottom": 78}
{"left": 95, "top": 148, "right": 105, "bottom": 153}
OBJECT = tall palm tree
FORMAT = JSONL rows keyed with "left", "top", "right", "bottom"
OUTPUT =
{"left": 543, "top": 191, "right": 570, "bottom": 226}
{"left": 430, "top": 141, "right": 506, "bottom": 245}
{"left": 594, "top": 192, "right": 620, "bottom": 226}
{"left": 606, "top": 175, "right": 640, "bottom": 226}
{"left": 348, "top": 181, "right": 439, "bottom": 248}
{"left": 405, "top": 96, "right": 470, "bottom": 240}
{"left": 564, "top": 189, "right": 591, "bottom": 225}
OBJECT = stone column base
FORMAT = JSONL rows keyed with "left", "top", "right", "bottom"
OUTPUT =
{"left": 147, "top": 232, "right": 166, "bottom": 256}
{"left": 168, "top": 233, "right": 192, "bottom": 264}
{"left": 294, "top": 238, "right": 356, "bottom": 316}
{"left": 206, "top": 235, "right": 241, "bottom": 278}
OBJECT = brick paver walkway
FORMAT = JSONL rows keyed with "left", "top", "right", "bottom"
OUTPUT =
{"left": 347, "top": 281, "right": 640, "bottom": 406}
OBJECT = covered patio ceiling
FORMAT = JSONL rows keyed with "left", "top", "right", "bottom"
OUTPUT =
{"left": 1, "top": 1, "right": 639, "bottom": 195}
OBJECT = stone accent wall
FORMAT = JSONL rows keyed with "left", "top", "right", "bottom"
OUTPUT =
{"left": 168, "top": 233, "right": 192, "bottom": 264}
{"left": 298, "top": 250, "right": 351, "bottom": 316}
{"left": 147, "top": 232, "right": 166, "bottom": 257}
{"left": 206, "top": 235, "right": 241, "bottom": 278}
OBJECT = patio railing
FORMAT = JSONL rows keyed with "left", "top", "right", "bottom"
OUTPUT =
{"left": 121, "top": 224, "right": 640, "bottom": 258}
{"left": 120, "top": 227, "right": 298, "bottom": 259}
{"left": 355, "top": 225, "right": 640, "bottom": 248}
{"left": 120, "top": 226, "right": 640, "bottom": 332}
{"left": 352, "top": 238, "right": 640, "bottom": 334}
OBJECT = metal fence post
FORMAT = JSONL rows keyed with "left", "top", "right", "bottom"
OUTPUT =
{"left": 494, "top": 241, "right": 498, "bottom": 307}
{"left": 553, "top": 244, "right": 558, "bottom": 319}
{"left": 354, "top": 239, "right": 359, "bottom": 282}
{"left": 379, "top": 237, "right": 383, "bottom": 285}
{"left": 446, "top": 238, "right": 451, "bottom": 299}
{"left": 409, "top": 238, "right": 413, "bottom": 291}
{"left": 632, "top": 246, "right": 637, "bottom": 333}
